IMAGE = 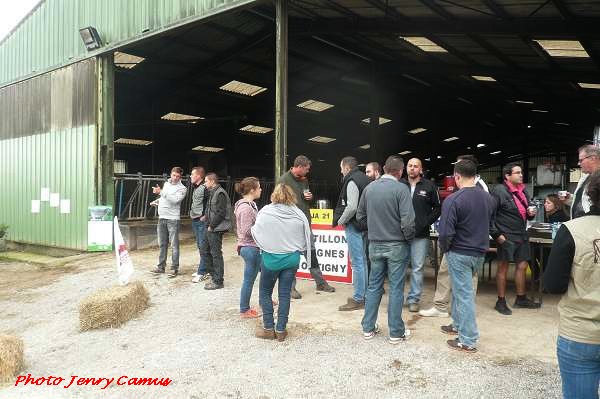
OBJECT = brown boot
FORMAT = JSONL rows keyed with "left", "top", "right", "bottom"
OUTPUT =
{"left": 316, "top": 283, "right": 336, "bottom": 293}
{"left": 338, "top": 297, "right": 365, "bottom": 311}
{"left": 255, "top": 328, "right": 275, "bottom": 340}
{"left": 275, "top": 330, "right": 288, "bottom": 342}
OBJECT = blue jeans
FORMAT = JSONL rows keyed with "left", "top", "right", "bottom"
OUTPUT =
{"left": 345, "top": 223, "right": 367, "bottom": 303}
{"left": 259, "top": 265, "right": 297, "bottom": 332}
{"left": 362, "top": 241, "right": 410, "bottom": 338}
{"left": 239, "top": 246, "right": 261, "bottom": 313}
{"left": 447, "top": 251, "right": 483, "bottom": 348}
{"left": 157, "top": 219, "right": 180, "bottom": 271}
{"left": 191, "top": 219, "right": 207, "bottom": 275}
{"left": 557, "top": 335, "right": 600, "bottom": 399}
{"left": 407, "top": 237, "right": 429, "bottom": 304}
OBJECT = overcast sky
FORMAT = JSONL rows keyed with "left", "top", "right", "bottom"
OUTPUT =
{"left": 0, "top": 0, "right": 41, "bottom": 41}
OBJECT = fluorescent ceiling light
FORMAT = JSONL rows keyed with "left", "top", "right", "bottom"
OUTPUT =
{"left": 515, "top": 100, "right": 534, "bottom": 104}
{"left": 161, "top": 112, "right": 204, "bottom": 123}
{"left": 114, "top": 51, "right": 145, "bottom": 69}
{"left": 358, "top": 163, "right": 365, "bottom": 167}
{"left": 239, "top": 125, "right": 273, "bottom": 134}
{"left": 531, "top": 109, "right": 549, "bottom": 113}
{"left": 477, "top": 143, "right": 486, "bottom": 148}
{"left": 436, "top": 155, "right": 443, "bottom": 159}
{"left": 490, "top": 150, "right": 502, "bottom": 155}
{"left": 534, "top": 40, "right": 589, "bottom": 58}
{"left": 192, "top": 146, "right": 224, "bottom": 152}
{"left": 508, "top": 153, "right": 523, "bottom": 159}
{"left": 114, "top": 138, "right": 152, "bottom": 146}
{"left": 408, "top": 127, "right": 427, "bottom": 134}
{"left": 399, "top": 36, "right": 447, "bottom": 53}
{"left": 457, "top": 97, "right": 472, "bottom": 104}
{"left": 443, "top": 136, "right": 459, "bottom": 142}
{"left": 361, "top": 117, "right": 392, "bottom": 125}
{"left": 398, "top": 150, "right": 412, "bottom": 155}
{"left": 472, "top": 75, "right": 496, "bottom": 82}
{"left": 578, "top": 82, "right": 600, "bottom": 89}
{"left": 424, "top": 158, "right": 431, "bottom": 161}
{"left": 555, "top": 122, "right": 570, "bottom": 126}
{"left": 219, "top": 80, "right": 267, "bottom": 97}
{"left": 308, "top": 136, "right": 336, "bottom": 143}
{"left": 359, "top": 144, "right": 371, "bottom": 150}
{"left": 297, "top": 99, "right": 335, "bottom": 112}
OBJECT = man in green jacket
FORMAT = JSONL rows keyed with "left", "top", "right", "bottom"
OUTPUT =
{"left": 278, "top": 155, "right": 335, "bottom": 298}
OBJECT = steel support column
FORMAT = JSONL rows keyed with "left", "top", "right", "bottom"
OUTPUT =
{"left": 274, "top": 0, "right": 289, "bottom": 179}
{"left": 96, "top": 53, "right": 115, "bottom": 208}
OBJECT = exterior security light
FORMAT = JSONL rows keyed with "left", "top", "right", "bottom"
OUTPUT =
{"left": 79, "top": 27, "right": 102, "bottom": 51}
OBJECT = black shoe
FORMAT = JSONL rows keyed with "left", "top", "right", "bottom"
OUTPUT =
{"left": 204, "top": 281, "right": 224, "bottom": 290}
{"left": 495, "top": 299, "right": 512, "bottom": 315}
{"left": 440, "top": 324, "right": 458, "bottom": 335}
{"left": 149, "top": 268, "right": 165, "bottom": 274}
{"left": 291, "top": 288, "right": 302, "bottom": 299}
{"left": 514, "top": 296, "right": 541, "bottom": 309}
{"left": 167, "top": 270, "right": 178, "bottom": 278}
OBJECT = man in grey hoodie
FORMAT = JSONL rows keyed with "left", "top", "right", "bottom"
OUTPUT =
{"left": 357, "top": 155, "right": 415, "bottom": 344}
{"left": 150, "top": 167, "right": 188, "bottom": 277}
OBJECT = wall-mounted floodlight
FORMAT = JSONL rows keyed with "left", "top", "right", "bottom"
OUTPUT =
{"left": 79, "top": 27, "right": 102, "bottom": 51}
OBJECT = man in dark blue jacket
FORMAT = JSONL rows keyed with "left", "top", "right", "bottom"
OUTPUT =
{"left": 438, "top": 159, "right": 493, "bottom": 353}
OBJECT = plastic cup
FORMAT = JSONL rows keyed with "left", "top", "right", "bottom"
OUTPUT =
{"left": 558, "top": 190, "right": 568, "bottom": 199}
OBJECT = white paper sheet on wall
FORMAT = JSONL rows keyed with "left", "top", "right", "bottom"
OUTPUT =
{"left": 60, "top": 199, "right": 71, "bottom": 214}
{"left": 31, "top": 200, "right": 40, "bottom": 213}
{"left": 50, "top": 193, "right": 60, "bottom": 207}
{"left": 41, "top": 188, "right": 50, "bottom": 201}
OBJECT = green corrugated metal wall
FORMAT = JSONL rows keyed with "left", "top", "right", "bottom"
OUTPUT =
{"left": 0, "top": 0, "right": 256, "bottom": 86}
{"left": 0, "top": 59, "right": 97, "bottom": 250}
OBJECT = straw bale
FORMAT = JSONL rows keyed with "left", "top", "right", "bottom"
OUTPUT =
{"left": 0, "top": 335, "right": 24, "bottom": 382}
{"left": 79, "top": 281, "right": 149, "bottom": 331}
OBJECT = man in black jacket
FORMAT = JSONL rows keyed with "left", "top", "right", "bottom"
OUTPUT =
{"left": 490, "top": 163, "right": 539, "bottom": 315}
{"left": 334, "top": 156, "right": 370, "bottom": 311}
{"left": 401, "top": 158, "right": 441, "bottom": 312}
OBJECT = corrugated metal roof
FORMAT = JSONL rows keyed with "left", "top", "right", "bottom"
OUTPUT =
{"left": 0, "top": 0, "right": 257, "bottom": 87}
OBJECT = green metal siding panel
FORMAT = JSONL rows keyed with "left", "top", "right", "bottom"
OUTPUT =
{"left": 0, "top": 0, "right": 257, "bottom": 86}
{"left": 0, "top": 127, "right": 96, "bottom": 250}
{"left": 0, "top": 59, "right": 97, "bottom": 250}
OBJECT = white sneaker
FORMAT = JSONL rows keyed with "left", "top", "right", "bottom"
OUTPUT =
{"left": 389, "top": 329, "right": 411, "bottom": 344}
{"left": 419, "top": 307, "right": 449, "bottom": 318}
{"left": 363, "top": 325, "right": 380, "bottom": 340}
{"left": 191, "top": 275, "right": 201, "bottom": 283}
{"left": 192, "top": 272, "right": 198, "bottom": 277}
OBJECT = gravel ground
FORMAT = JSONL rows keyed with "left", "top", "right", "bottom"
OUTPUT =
{"left": 0, "top": 241, "right": 562, "bottom": 399}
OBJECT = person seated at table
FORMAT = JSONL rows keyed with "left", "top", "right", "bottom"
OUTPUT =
{"left": 544, "top": 170, "right": 600, "bottom": 399}
{"left": 544, "top": 194, "right": 569, "bottom": 224}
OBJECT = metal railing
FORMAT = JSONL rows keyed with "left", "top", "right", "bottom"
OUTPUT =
{"left": 113, "top": 173, "right": 340, "bottom": 221}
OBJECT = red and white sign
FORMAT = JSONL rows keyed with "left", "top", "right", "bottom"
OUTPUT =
{"left": 296, "top": 224, "right": 353, "bottom": 284}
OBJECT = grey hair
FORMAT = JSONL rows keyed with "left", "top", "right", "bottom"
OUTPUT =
{"left": 579, "top": 144, "right": 600, "bottom": 158}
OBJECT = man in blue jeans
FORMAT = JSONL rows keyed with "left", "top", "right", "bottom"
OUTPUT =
{"left": 357, "top": 155, "right": 415, "bottom": 344}
{"left": 189, "top": 166, "right": 210, "bottom": 283}
{"left": 401, "top": 158, "right": 441, "bottom": 312}
{"left": 438, "top": 159, "right": 493, "bottom": 353}
{"left": 333, "top": 156, "right": 370, "bottom": 311}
